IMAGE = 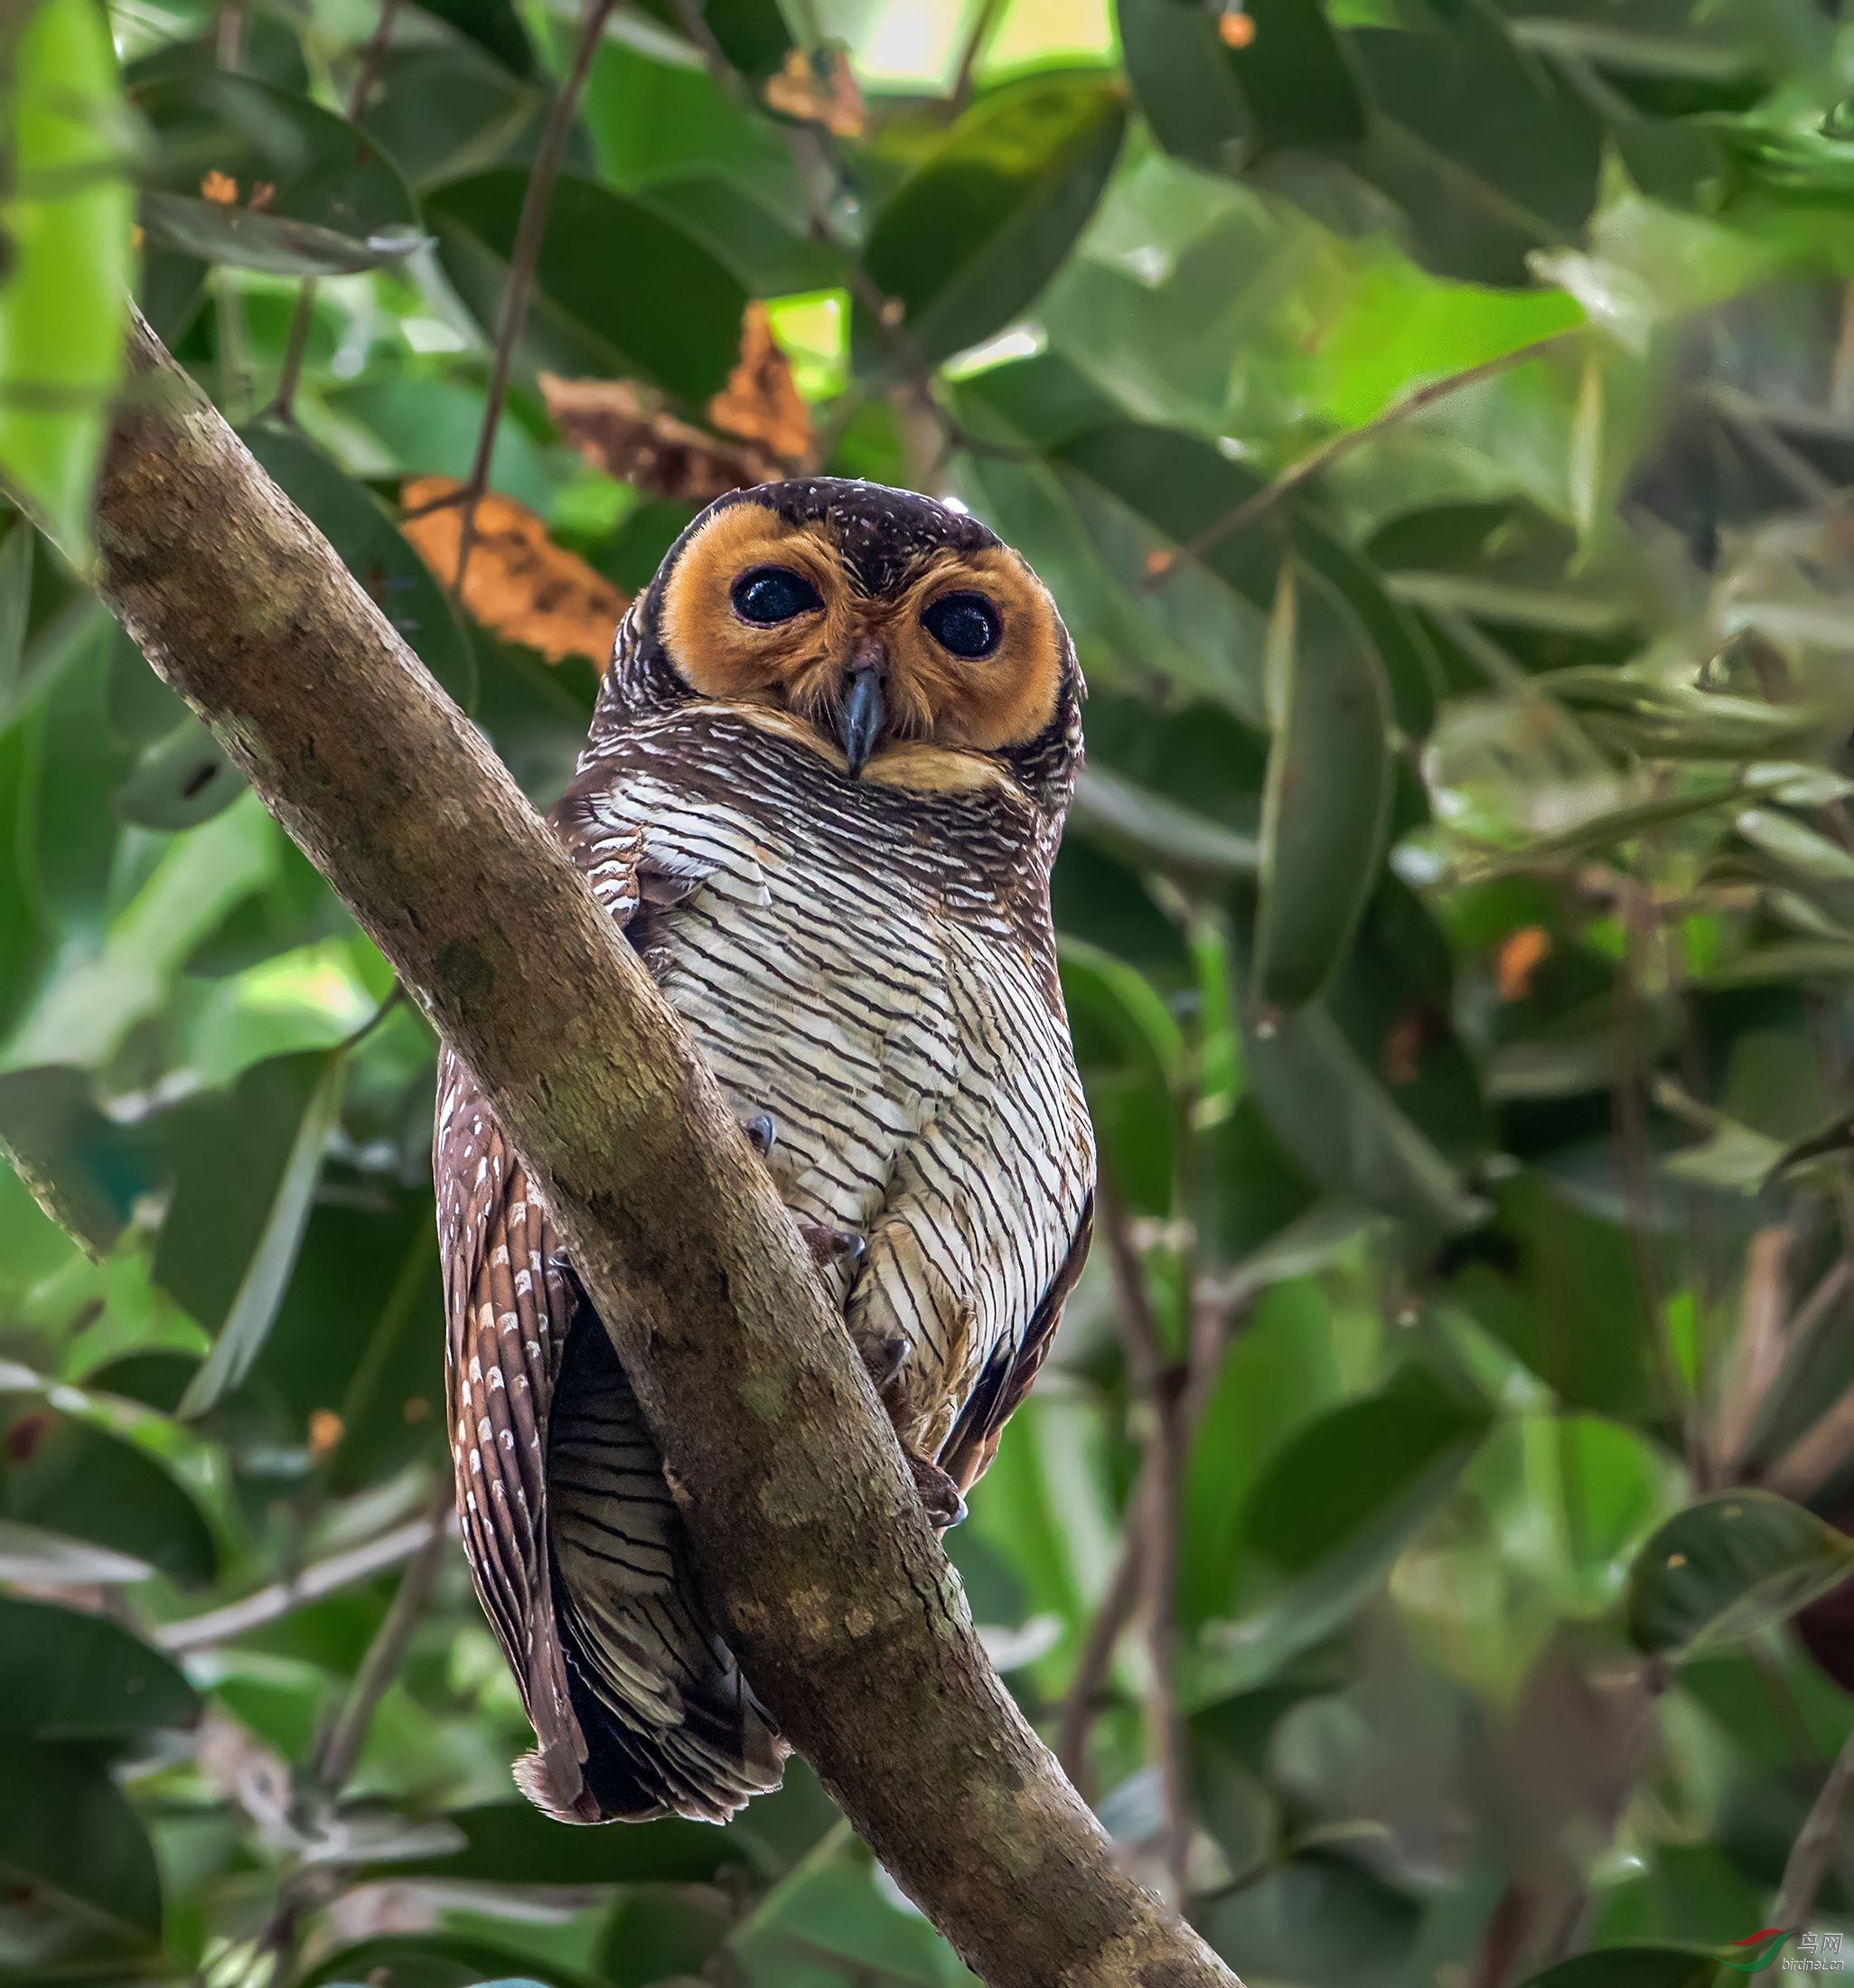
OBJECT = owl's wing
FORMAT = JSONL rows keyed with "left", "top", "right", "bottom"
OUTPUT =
{"left": 939, "top": 1190, "right": 1093, "bottom": 1496}
{"left": 436, "top": 807, "right": 782, "bottom": 1824}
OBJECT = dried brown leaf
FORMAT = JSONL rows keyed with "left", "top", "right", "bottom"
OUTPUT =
{"left": 708, "top": 302, "right": 815, "bottom": 468}
{"left": 200, "top": 168, "right": 238, "bottom": 204}
{"left": 541, "top": 373, "right": 779, "bottom": 508}
{"left": 400, "top": 475, "right": 627, "bottom": 669}
{"left": 763, "top": 45, "right": 864, "bottom": 138}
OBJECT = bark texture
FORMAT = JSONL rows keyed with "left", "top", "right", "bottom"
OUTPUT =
{"left": 55, "top": 310, "right": 1240, "bottom": 1988}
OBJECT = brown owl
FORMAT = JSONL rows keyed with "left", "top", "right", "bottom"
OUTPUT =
{"left": 434, "top": 478, "right": 1096, "bottom": 1824}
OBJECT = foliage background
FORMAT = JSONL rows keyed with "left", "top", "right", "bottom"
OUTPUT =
{"left": 6, "top": 1, "right": 1854, "bottom": 1983}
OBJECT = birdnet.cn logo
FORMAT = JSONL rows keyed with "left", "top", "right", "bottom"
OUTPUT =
{"left": 1722, "top": 1927, "right": 1844, "bottom": 1973}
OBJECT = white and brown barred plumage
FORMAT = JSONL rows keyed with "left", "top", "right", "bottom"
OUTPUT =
{"left": 435, "top": 478, "right": 1095, "bottom": 1824}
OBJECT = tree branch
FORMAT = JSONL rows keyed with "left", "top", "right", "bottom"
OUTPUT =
{"left": 35, "top": 308, "right": 1237, "bottom": 1988}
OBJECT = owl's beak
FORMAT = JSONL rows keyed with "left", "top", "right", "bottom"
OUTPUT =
{"left": 838, "top": 651, "right": 885, "bottom": 778}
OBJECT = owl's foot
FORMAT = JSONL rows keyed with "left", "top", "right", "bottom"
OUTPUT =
{"left": 856, "top": 1326, "right": 907, "bottom": 1390}
{"left": 801, "top": 1223, "right": 866, "bottom": 1270}
{"left": 906, "top": 1450, "right": 967, "bottom": 1530}
{"left": 741, "top": 1113, "right": 777, "bottom": 1158}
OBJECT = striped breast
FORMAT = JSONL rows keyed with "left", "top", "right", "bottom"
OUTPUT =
{"left": 562, "top": 701, "right": 1095, "bottom": 1458}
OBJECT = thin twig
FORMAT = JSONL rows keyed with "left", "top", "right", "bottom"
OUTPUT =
{"left": 315, "top": 1480, "right": 454, "bottom": 1786}
{"left": 1146, "top": 333, "right": 1578, "bottom": 590}
{"left": 451, "top": 0, "right": 618, "bottom": 595}
{"left": 1055, "top": 1512, "right": 1147, "bottom": 1796}
{"left": 1774, "top": 1722, "right": 1854, "bottom": 1932}
{"left": 949, "top": 0, "right": 1007, "bottom": 109}
{"left": 157, "top": 1512, "right": 452, "bottom": 1653}
{"left": 272, "top": 0, "right": 403, "bottom": 422}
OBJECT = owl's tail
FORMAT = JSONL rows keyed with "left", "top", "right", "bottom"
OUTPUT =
{"left": 522, "top": 1305, "right": 787, "bottom": 1824}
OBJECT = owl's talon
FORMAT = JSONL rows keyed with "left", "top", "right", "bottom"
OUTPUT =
{"left": 907, "top": 1451, "right": 967, "bottom": 1530}
{"left": 859, "top": 1328, "right": 908, "bottom": 1390}
{"left": 742, "top": 1113, "right": 777, "bottom": 1158}
{"left": 801, "top": 1223, "right": 866, "bottom": 1269}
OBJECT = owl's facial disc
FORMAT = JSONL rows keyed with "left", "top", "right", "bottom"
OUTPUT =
{"left": 658, "top": 498, "right": 1063, "bottom": 780}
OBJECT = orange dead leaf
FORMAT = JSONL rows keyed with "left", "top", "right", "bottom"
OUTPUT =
{"left": 763, "top": 45, "right": 864, "bottom": 138}
{"left": 307, "top": 1408, "right": 344, "bottom": 1459}
{"left": 542, "top": 374, "right": 780, "bottom": 509}
{"left": 1494, "top": 925, "right": 1552, "bottom": 1001}
{"left": 707, "top": 303, "right": 815, "bottom": 469}
{"left": 400, "top": 476, "right": 627, "bottom": 669}
{"left": 1143, "top": 549, "right": 1175, "bottom": 578}
{"left": 1218, "top": 10, "right": 1257, "bottom": 48}
{"left": 201, "top": 168, "right": 239, "bottom": 205}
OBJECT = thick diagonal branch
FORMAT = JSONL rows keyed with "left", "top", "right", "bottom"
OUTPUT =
{"left": 37, "top": 310, "right": 1237, "bottom": 1988}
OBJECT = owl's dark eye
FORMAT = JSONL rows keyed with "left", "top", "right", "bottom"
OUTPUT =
{"left": 922, "top": 591, "right": 1001, "bottom": 660}
{"left": 731, "top": 566, "right": 822, "bottom": 624}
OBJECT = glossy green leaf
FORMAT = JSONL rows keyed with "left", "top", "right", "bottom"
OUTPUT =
{"left": 0, "top": 1739, "right": 162, "bottom": 1948}
{"left": 409, "top": 0, "right": 536, "bottom": 76}
{"left": 1522, "top": 1946, "right": 1733, "bottom": 1988}
{"left": 173, "top": 1049, "right": 346, "bottom": 1417}
{"left": 128, "top": 72, "right": 423, "bottom": 275}
{"left": 0, "top": 1399, "right": 218, "bottom": 1585}
{"left": 427, "top": 170, "right": 746, "bottom": 400}
{"left": 0, "top": 1597, "right": 197, "bottom": 1740}
{"left": 0, "top": 0, "right": 133, "bottom": 560}
{"left": 116, "top": 716, "right": 243, "bottom": 830}
{"left": 1252, "top": 564, "right": 1391, "bottom": 1017}
{"left": 861, "top": 76, "right": 1127, "bottom": 365}
{"left": 1119, "top": 0, "right": 1364, "bottom": 170}
{"left": 1626, "top": 1490, "right": 1854, "bottom": 1659}
{"left": 0, "top": 1520, "right": 152, "bottom": 1586}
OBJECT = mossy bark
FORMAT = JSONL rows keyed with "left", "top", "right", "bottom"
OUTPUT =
{"left": 51, "top": 308, "right": 1239, "bottom": 1988}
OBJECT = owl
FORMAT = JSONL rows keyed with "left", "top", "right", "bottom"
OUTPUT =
{"left": 434, "top": 477, "right": 1096, "bottom": 1825}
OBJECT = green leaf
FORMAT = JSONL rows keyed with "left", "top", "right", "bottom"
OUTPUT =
{"left": 371, "top": 1801, "right": 752, "bottom": 1885}
{"left": 1626, "top": 1489, "right": 1854, "bottom": 1659}
{"left": 0, "top": 1064, "right": 156, "bottom": 1256}
{"left": 116, "top": 715, "right": 243, "bottom": 830}
{"left": 128, "top": 72, "right": 424, "bottom": 275}
{"left": 242, "top": 424, "right": 479, "bottom": 713}
{"left": 861, "top": 75, "right": 1127, "bottom": 365}
{"left": 1240, "top": 1000, "right": 1485, "bottom": 1233}
{"left": 0, "top": 1739, "right": 162, "bottom": 1949}
{"left": 0, "top": 0, "right": 133, "bottom": 560}
{"left": 426, "top": 170, "right": 746, "bottom": 400}
{"left": 0, "top": 1596, "right": 198, "bottom": 1740}
{"left": 173, "top": 1049, "right": 346, "bottom": 1418}
{"left": 1208, "top": 1372, "right": 1492, "bottom": 1680}
{"left": 301, "top": 1936, "right": 610, "bottom": 1988}
{"left": 1118, "top": 0, "right": 1364, "bottom": 170}
{"left": 409, "top": 0, "right": 536, "bottom": 77}
{"left": 0, "top": 1399, "right": 218, "bottom": 1585}
{"left": 1252, "top": 564, "right": 1391, "bottom": 1017}
{"left": 0, "top": 519, "right": 32, "bottom": 722}
{"left": 1522, "top": 1946, "right": 1735, "bottom": 1988}
{"left": 0, "top": 1520, "right": 152, "bottom": 1586}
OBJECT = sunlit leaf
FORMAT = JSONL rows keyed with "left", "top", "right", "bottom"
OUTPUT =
{"left": 0, "top": 0, "right": 133, "bottom": 560}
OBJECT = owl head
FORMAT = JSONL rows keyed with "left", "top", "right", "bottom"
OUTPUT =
{"left": 605, "top": 478, "right": 1082, "bottom": 815}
